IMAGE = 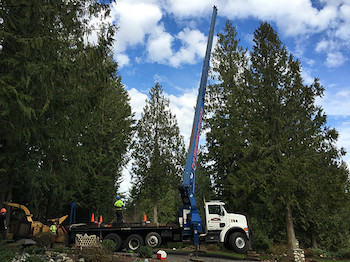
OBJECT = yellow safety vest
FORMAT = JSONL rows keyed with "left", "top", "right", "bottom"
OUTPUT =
{"left": 114, "top": 200, "right": 124, "bottom": 210}
{"left": 50, "top": 225, "right": 57, "bottom": 234}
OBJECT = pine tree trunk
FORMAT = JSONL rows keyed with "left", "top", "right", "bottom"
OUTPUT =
{"left": 0, "top": 173, "right": 10, "bottom": 204}
{"left": 310, "top": 224, "right": 318, "bottom": 249}
{"left": 285, "top": 199, "right": 296, "bottom": 257}
{"left": 153, "top": 200, "right": 158, "bottom": 223}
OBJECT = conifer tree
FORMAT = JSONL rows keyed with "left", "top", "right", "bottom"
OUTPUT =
{"left": 206, "top": 21, "right": 349, "bottom": 253}
{"left": 0, "top": 0, "right": 133, "bottom": 219}
{"left": 130, "top": 83, "right": 185, "bottom": 223}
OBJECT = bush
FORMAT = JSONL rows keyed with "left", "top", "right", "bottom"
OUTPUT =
{"left": 102, "top": 239, "right": 116, "bottom": 252}
{"left": 80, "top": 247, "right": 113, "bottom": 262}
{"left": 24, "top": 246, "right": 45, "bottom": 255}
{"left": 339, "top": 248, "right": 350, "bottom": 259}
{"left": 311, "top": 248, "right": 339, "bottom": 258}
{"left": 251, "top": 230, "right": 273, "bottom": 252}
{"left": 25, "top": 254, "right": 47, "bottom": 262}
{"left": 138, "top": 246, "right": 153, "bottom": 258}
{"left": 0, "top": 243, "right": 18, "bottom": 262}
{"left": 33, "top": 232, "right": 53, "bottom": 247}
{"left": 268, "top": 244, "right": 287, "bottom": 256}
{"left": 53, "top": 245, "right": 65, "bottom": 253}
{"left": 166, "top": 242, "right": 185, "bottom": 249}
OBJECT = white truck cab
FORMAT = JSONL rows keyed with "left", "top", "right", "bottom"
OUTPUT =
{"left": 203, "top": 200, "right": 250, "bottom": 253}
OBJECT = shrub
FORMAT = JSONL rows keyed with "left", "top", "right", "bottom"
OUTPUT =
{"left": 138, "top": 246, "right": 153, "bottom": 258}
{"left": 167, "top": 242, "right": 185, "bottom": 249}
{"left": 33, "top": 232, "right": 52, "bottom": 247}
{"left": 80, "top": 247, "right": 113, "bottom": 262}
{"left": 311, "top": 248, "right": 339, "bottom": 258}
{"left": 339, "top": 248, "right": 350, "bottom": 259}
{"left": 268, "top": 244, "right": 287, "bottom": 256}
{"left": 102, "top": 239, "right": 116, "bottom": 252}
{"left": 25, "top": 254, "right": 47, "bottom": 262}
{"left": 251, "top": 231, "right": 273, "bottom": 252}
{"left": 53, "top": 245, "right": 65, "bottom": 253}
{"left": 303, "top": 249, "right": 315, "bottom": 257}
{"left": 0, "top": 243, "right": 18, "bottom": 262}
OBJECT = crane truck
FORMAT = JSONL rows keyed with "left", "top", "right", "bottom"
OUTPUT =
{"left": 68, "top": 6, "right": 250, "bottom": 253}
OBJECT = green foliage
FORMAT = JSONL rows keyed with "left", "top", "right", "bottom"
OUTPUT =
{"left": 206, "top": 19, "right": 349, "bottom": 254}
{"left": 166, "top": 241, "right": 186, "bottom": 249}
{"left": 129, "top": 83, "right": 186, "bottom": 223}
{"left": 102, "top": 239, "right": 116, "bottom": 252}
{"left": 339, "top": 249, "right": 350, "bottom": 259}
{"left": 24, "top": 246, "right": 45, "bottom": 255}
{"left": 251, "top": 228, "right": 274, "bottom": 252}
{"left": 80, "top": 247, "right": 113, "bottom": 262}
{"left": 268, "top": 244, "right": 287, "bottom": 256}
{"left": 138, "top": 246, "right": 153, "bottom": 258}
{"left": 0, "top": 243, "right": 18, "bottom": 262}
{"left": 33, "top": 232, "right": 53, "bottom": 247}
{"left": 53, "top": 245, "right": 65, "bottom": 253}
{"left": 311, "top": 248, "right": 340, "bottom": 258}
{"left": 0, "top": 0, "right": 133, "bottom": 220}
{"left": 25, "top": 254, "right": 47, "bottom": 262}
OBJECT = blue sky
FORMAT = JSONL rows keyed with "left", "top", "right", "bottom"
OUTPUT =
{"left": 90, "top": 0, "right": 350, "bottom": 193}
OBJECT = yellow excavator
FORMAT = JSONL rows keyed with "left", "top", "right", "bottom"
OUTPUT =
{"left": 4, "top": 202, "right": 68, "bottom": 243}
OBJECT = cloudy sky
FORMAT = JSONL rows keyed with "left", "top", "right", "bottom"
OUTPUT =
{"left": 93, "top": 0, "right": 350, "bottom": 193}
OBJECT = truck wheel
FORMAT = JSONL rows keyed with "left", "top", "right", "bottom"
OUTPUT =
{"left": 125, "top": 234, "right": 144, "bottom": 251}
{"left": 145, "top": 232, "right": 161, "bottom": 248}
{"left": 229, "top": 232, "right": 248, "bottom": 253}
{"left": 104, "top": 233, "right": 122, "bottom": 251}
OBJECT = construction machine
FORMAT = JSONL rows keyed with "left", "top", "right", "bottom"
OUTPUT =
{"left": 4, "top": 202, "right": 68, "bottom": 243}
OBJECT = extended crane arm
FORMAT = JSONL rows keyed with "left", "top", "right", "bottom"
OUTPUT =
{"left": 178, "top": 6, "right": 217, "bottom": 246}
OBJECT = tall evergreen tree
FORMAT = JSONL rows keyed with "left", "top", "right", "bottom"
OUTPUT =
{"left": 205, "top": 21, "right": 252, "bottom": 211}
{"left": 130, "top": 83, "right": 185, "bottom": 223}
{"left": 0, "top": 0, "right": 133, "bottom": 219}
{"left": 206, "top": 21, "right": 349, "bottom": 253}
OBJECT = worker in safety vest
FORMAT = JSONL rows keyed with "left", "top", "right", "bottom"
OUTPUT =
{"left": 50, "top": 221, "right": 58, "bottom": 247}
{"left": 114, "top": 195, "right": 124, "bottom": 222}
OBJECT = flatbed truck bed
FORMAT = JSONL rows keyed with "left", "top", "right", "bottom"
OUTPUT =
{"left": 68, "top": 222, "right": 181, "bottom": 251}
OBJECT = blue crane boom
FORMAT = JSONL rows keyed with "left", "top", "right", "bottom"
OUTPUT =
{"left": 179, "top": 6, "right": 217, "bottom": 246}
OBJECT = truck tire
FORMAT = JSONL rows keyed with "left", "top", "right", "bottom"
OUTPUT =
{"left": 145, "top": 232, "right": 161, "bottom": 248}
{"left": 229, "top": 232, "right": 248, "bottom": 253}
{"left": 104, "top": 233, "right": 122, "bottom": 251}
{"left": 125, "top": 234, "right": 144, "bottom": 251}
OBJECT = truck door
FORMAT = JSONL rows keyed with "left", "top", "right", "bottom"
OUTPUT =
{"left": 206, "top": 204, "right": 225, "bottom": 231}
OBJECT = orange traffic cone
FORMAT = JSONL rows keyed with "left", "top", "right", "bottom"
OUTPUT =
{"left": 144, "top": 214, "right": 147, "bottom": 222}
{"left": 99, "top": 215, "right": 103, "bottom": 223}
{"left": 91, "top": 213, "right": 95, "bottom": 223}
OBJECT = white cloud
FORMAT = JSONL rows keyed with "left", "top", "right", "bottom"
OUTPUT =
{"left": 165, "top": 0, "right": 213, "bottom": 17}
{"left": 146, "top": 27, "right": 174, "bottom": 63}
{"left": 116, "top": 53, "right": 130, "bottom": 68}
{"left": 167, "top": 88, "right": 198, "bottom": 145}
{"left": 326, "top": 52, "right": 346, "bottom": 68}
{"left": 317, "top": 87, "right": 350, "bottom": 117}
{"left": 110, "top": 1, "right": 163, "bottom": 67}
{"left": 127, "top": 88, "right": 148, "bottom": 119}
{"left": 169, "top": 28, "right": 207, "bottom": 67}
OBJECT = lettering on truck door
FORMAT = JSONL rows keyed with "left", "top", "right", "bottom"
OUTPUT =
{"left": 207, "top": 205, "right": 225, "bottom": 231}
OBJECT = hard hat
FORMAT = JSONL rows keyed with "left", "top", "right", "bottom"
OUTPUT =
{"left": 117, "top": 195, "right": 121, "bottom": 200}
{"left": 0, "top": 208, "right": 6, "bottom": 213}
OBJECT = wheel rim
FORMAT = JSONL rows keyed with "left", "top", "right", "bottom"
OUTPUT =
{"left": 129, "top": 238, "right": 140, "bottom": 250}
{"left": 235, "top": 236, "right": 246, "bottom": 249}
{"left": 147, "top": 235, "right": 159, "bottom": 247}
